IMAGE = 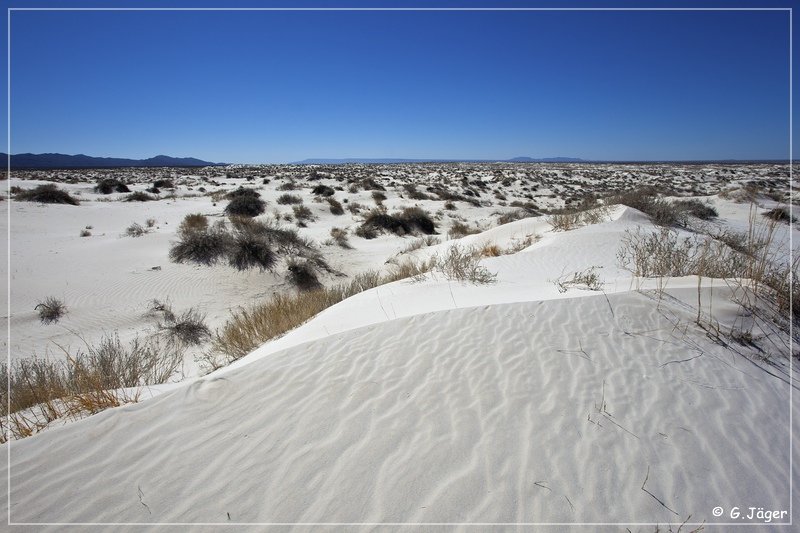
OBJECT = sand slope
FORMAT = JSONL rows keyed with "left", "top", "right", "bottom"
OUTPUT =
{"left": 3, "top": 288, "right": 795, "bottom": 529}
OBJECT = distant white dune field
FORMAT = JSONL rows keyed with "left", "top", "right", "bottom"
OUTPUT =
{"left": 0, "top": 163, "right": 800, "bottom": 532}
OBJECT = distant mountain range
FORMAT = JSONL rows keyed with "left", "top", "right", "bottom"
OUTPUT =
{"left": 2, "top": 153, "right": 223, "bottom": 169}
{"left": 292, "top": 156, "right": 585, "bottom": 164}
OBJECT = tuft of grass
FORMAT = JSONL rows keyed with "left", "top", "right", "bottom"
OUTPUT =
{"left": 449, "top": 221, "right": 481, "bottom": 239}
{"left": 330, "top": 227, "right": 353, "bottom": 249}
{"left": 292, "top": 204, "right": 314, "bottom": 222}
{"left": 225, "top": 187, "right": 261, "bottom": 200}
{"left": 228, "top": 231, "right": 277, "bottom": 271}
{"left": 94, "top": 179, "right": 130, "bottom": 194}
{"left": 311, "top": 184, "right": 335, "bottom": 197}
{"left": 277, "top": 193, "right": 303, "bottom": 205}
{"left": 762, "top": 206, "right": 796, "bottom": 223}
{"left": 125, "top": 222, "right": 149, "bottom": 238}
{"left": 326, "top": 197, "right": 345, "bottom": 215}
{"left": 169, "top": 221, "right": 233, "bottom": 266}
{"left": 15, "top": 184, "right": 80, "bottom": 205}
{"left": 178, "top": 213, "right": 209, "bottom": 236}
{"left": 225, "top": 195, "right": 266, "bottom": 218}
{"left": 124, "top": 191, "right": 157, "bottom": 202}
{"left": 287, "top": 258, "right": 322, "bottom": 291}
{"left": 1, "top": 334, "right": 182, "bottom": 441}
{"left": 157, "top": 306, "right": 212, "bottom": 347}
{"left": 357, "top": 207, "right": 436, "bottom": 238}
{"left": 153, "top": 179, "right": 175, "bottom": 189}
{"left": 553, "top": 266, "right": 604, "bottom": 293}
{"left": 79, "top": 229, "right": 91, "bottom": 237}
{"left": 35, "top": 297, "right": 66, "bottom": 324}
{"left": 372, "top": 191, "right": 387, "bottom": 204}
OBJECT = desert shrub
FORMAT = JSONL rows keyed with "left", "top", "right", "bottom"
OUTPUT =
{"left": 372, "top": 191, "right": 387, "bottom": 204}
{"left": 153, "top": 179, "right": 175, "bottom": 189}
{"left": 277, "top": 180, "right": 299, "bottom": 191}
{"left": 229, "top": 232, "right": 277, "bottom": 271}
{"left": 157, "top": 307, "right": 212, "bottom": 347}
{"left": 277, "top": 193, "right": 303, "bottom": 205}
{"left": 125, "top": 222, "right": 149, "bottom": 237}
{"left": 449, "top": 221, "right": 481, "bottom": 239}
{"left": 94, "top": 178, "right": 130, "bottom": 194}
{"left": 169, "top": 222, "right": 233, "bottom": 265}
{"left": 478, "top": 243, "right": 503, "bottom": 257}
{"left": 225, "top": 187, "right": 261, "bottom": 200}
{"left": 226, "top": 194, "right": 266, "bottom": 217}
{"left": 287, "top": 259, "right": 322, "bottom": 291}
{"left": 548, "top": 205, "right": 611, "bottom": 231}
{"left": 421, "top": 245, "right": 496, "bottom": 284}
{"left": 327, "top": 197, "right": 345, "bottom": 215}
{"left": 124, "top": 191, "right": 156, "bottom": 202}
{"left": 36, "top": 297, "right": 66, "bottom": 324}
{"left": 292, "top": 204, "right": 314, "bottom": 221}
{"left": 347, "top": 201, "right": 364, "bottom": 215}
{"left": 673, "top": 199, "right": 718, "bottom": 220}
{"left": 403, "top": 184, "right": 430, "bottom": 200}
{"left": 330, "top": 227, "right": 353, "bottom": 249}
{"left": 610, "top": 188, "right": 687, "bottom": 227}
{"left": 496, "top": 209, "right": 530, "bottom": 225}
{"left": 359, "top": 209, "right": 411, "bottom": 237}
{"left": 15, "top": 184, "right": 79, "bottom": 205}
{"left": 311, "top": 184, "right": 335, "bottom": 197}
{"left": 444, "top": 201, "right": 457, "bottom": 211}
{"left": 762, "top": 206, "right": 796, "bottom": 223}
{"left": 398, "top": 207, "right": 436, "bottom": 234}
{"left": 553, "top": 266, "right": 604, "bottom": 293}
{"left": 178, "top": 213, "right": 208, "bottom": 235}
{"left": 399, "top": 235, "right": 440, "bottom": 254}
{"left": 80, "top": 229, "right": 91, "bottom": 237}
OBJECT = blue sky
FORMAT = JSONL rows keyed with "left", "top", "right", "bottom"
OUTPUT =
{"left": 2, "top": 1, "right": 795, "bottom": 163}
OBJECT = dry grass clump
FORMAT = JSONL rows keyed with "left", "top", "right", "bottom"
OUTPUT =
{"left": 229, "top": 230, "right": 277, "bottom": 271}
{"left": 156, "top": 306, "right": 212, "bottom": 347}
{"left": 277, "top": 193, "right": 303, "bottom": 205}
{"left": 421, "top": 245, "right": 497, "bottom": 284}
{"left": 399, "top": 235, "right": 440, "bottom": 254}
{"left": 553, "top": 266, "right": 604, "bottom": 293}
{"left": 15, "top": 184, "right": 80, "bottom": 205}
{"left": 292, "top": 204, "right": 314, "bottom": 222}
{"left": 312, "top": 184, "right": 335, "bottom": 197}
{"left": 548, "top": 205, "right": 611, "bottom": 231}
{"left": 153, "top": 178, "right": 175, "bottom": 189}
{"left": 356, "top": 207, "right": 437, "bottom": 239}
{"left": 326, "top": 197, "right": 345, "bottom": 215}
{"left": 36, "top": 297, "right": 66, "bottom": 324}
{"left": 225, "top": 187, "right": 261, "bottom": 200}
{"left": 178, "top": 213, "right": 209, "bottom": 235}
{"left": 287, "top": 258, "right": 322, "bottom": 291}
{"left": 125, "top": 191, "right": 157, "bottom": 202}
{"left": 125, "top": 222, "right": 150, "bottom": 237}
{"left": 169, "top": 221, "right": 233, "bottom": 266}
{"left": 762, "top": 206, "right": 796, "bottom": 223}
{"left": 1, "top": 335, "right": 182, "bottom": 441}
{"left": 95, "top": 178, "right": 130, "bottom": 194}
{"left": 618, "top": 214, "right": 796, "bottom": 322}
{"left": 372, "top": 191, "right": 387, "bottom": 204}
{"left": 448, "top": 221, "right": 481, "bottom": 239}
{"left": 80, "top": 228, "right": 91, "bottom": 237}
{"left": 226, "top": 194, "right": 266, "bottom": 217}
{"left": 330, "top": 227, "right": 353, "bottom": 249}
{"left": 672, "top": 199, "right": 718, "bottom": 220}
{"left": 496, "top": 209, "right": 531, "bottom": 225}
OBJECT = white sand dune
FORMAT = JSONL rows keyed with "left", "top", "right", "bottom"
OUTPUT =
{"left": 4, "top": 290, "right": 795, "bottom": 528}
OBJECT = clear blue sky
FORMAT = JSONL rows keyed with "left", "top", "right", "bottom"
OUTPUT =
{"left": 2, "top": 1, "right": 795, "bottom": 163}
